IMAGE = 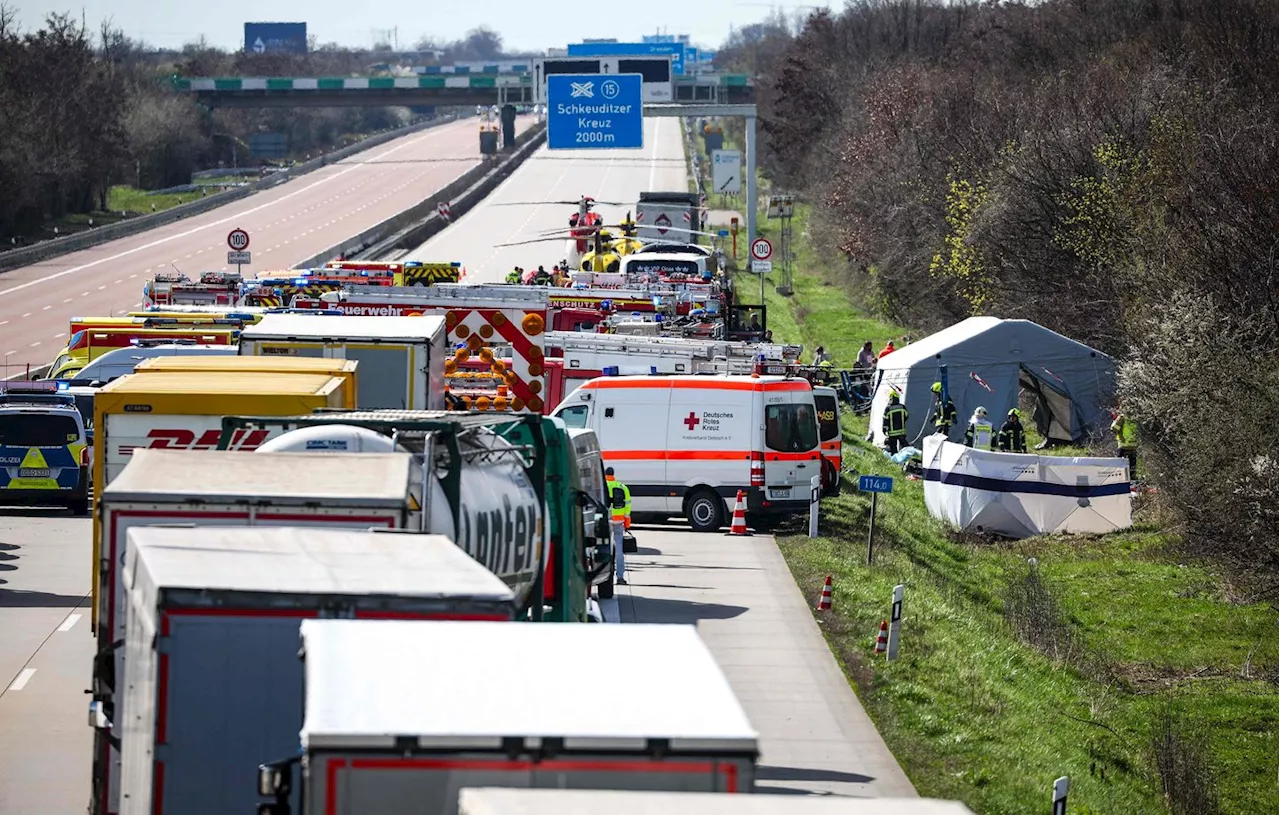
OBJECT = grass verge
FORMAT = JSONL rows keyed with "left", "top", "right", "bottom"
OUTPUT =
{"left": 738, "top": 203, "right": 1278, "bottom": 814}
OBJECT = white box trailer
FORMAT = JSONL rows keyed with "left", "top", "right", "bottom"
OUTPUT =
{"left": 120, "top": 527, "right": 517, "bottom": 815}
{"left": 277, "top": 620, "right": 758, "bottom": 815}
{"left": 93, "top": 448, "right": 416, "bottom": 815}
{"left": 459, "top": 789, "right": 977, "bottom": 815}
{"left": 238, "top": 313, "right": 447, "bottom": 410}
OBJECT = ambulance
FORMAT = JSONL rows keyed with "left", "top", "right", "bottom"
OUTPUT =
{"left": 553, "top": 374, "right": 822, "bottom": 531}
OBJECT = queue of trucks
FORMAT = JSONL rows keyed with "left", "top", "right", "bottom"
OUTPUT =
{"left": 0, "top": 205, "right": 866, "bottom": 814}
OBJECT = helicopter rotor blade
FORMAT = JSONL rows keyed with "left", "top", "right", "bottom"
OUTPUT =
{"left": 491, "top": 236, "right": 584, "bottom": 248}
{"left": 490, "top": 198, "right": 631, "bottom": 208}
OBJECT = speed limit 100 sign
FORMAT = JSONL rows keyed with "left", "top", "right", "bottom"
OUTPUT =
{"left": 227, "top": 228, "right": 250, "bottom": 251}
{"left": 750, "top": 237, "right": 773, "bottom": 261}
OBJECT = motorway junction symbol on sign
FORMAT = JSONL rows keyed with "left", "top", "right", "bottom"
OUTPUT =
{"left": 750, "top": 237, "right": 772, "bottom": 261}
{"left": 227, "top": 228, "right": 250, "bottom": 251}
{"left": 546, "top": 74, "right": 644, "bottom": 150}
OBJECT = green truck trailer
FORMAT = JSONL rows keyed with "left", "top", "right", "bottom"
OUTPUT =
{"left": 217, "top": 410, "right": 615, "bottom": 622}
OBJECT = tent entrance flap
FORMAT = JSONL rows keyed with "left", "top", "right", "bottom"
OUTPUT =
{"left": 1019, "top": 365, "right": 1076, "bottom": 443}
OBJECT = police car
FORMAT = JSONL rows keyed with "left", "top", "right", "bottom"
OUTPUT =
{"left": 0, "top": 381, "right": 91, "bottom": 515}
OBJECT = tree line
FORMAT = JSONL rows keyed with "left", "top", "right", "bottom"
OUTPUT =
{"left": 720, "top": 0, "right": 1277, "bottom": 576}
{"left": 0, "top": 9, "right": 513, "bottom": 241}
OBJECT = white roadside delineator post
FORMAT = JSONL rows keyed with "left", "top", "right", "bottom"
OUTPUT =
{"left": 886, "top": 583, "right": 904, "bottom": 662}
{"left": 1052, "top": 776, "right": 1069, "bottom": 814}
{"left": 808, "top": 474, "right": 820, "bottom": 538}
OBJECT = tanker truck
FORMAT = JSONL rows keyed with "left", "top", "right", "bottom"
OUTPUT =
{"left": 220, "top": 409, "right": 616, "bottom": 624}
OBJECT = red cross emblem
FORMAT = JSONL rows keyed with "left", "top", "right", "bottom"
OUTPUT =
{"left": 683, "top": 412, "right": 700, "bottom": 430}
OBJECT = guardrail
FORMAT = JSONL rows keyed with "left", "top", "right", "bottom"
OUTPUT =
{"left": 0, "top": 113, "right": 460, "bottom": 275}
{"left": 293, "top": 123, "right": 547, "bottom": 268}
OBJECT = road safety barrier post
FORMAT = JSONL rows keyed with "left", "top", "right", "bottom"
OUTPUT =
{"left": 1052, "top": 776, "right": 1069, "bottom": 815}
{"left": 808, "top": 475, "right": 820, "bottom": 538}
{"left": 886, "top": 584, "right": 904, "bottom": 662}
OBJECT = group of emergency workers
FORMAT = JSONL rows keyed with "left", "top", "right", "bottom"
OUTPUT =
{"left": 880, "top": 380, "right": 1142, "bottom": 477}
{"left": 881, "top": 382, "right": 1030, "bottom": 454}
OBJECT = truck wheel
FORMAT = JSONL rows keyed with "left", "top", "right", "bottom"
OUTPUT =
{"left": 685, "top": 489, "right": 724, "bottom": 533}
{"left": 597, "top": 575, "right": 615, "bottom": 600}
{"left": 69, "top": 499, "right": 89, "bottom": 517}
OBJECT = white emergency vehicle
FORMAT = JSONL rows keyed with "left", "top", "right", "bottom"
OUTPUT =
{"left": 553, "top": 373, "right": 822, "bottom": 532}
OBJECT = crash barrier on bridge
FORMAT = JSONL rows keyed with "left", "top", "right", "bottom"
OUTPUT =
{"left": 0, "top": 114, "right": 459, "bottom": 275}
{"left": 294, "top": 122, "right": 548, "bottom": 268}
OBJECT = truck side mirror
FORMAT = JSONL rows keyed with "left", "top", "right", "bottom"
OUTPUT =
{"left": 258, "top": 763, "right": 290, "bottom": 797}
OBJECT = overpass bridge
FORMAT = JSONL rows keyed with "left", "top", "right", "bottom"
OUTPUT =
{"left": 172, "top": 72, "right": 753, "bottom": 109}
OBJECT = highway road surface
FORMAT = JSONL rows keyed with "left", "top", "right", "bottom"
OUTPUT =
{"left": 606, "top": 524, "right": 917, "bottom": 798}
{"left": 0, "top": 512, "right": 93, "bottom": 814}
{"left": 406, "top": 117, "right": 688, "bottom": 282}
{"left": 0, "top": 115, "right": 532, "bottom": 379}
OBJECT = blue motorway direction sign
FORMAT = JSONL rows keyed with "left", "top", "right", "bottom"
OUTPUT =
{"left": 546, "top": 74, "right": 644, "bottom": 150}
{"left": 567, "top": 41, "right": 686, "bottom": 75}
{"left": 858, "top": 475, "right": 895, "bottom": 494}
{"left": 244, "top": 22, "right": 307, "bottom": 55}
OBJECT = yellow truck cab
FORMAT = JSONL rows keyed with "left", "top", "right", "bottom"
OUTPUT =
{"left": 47, "top": 327, "right": 239, "bottom": 379}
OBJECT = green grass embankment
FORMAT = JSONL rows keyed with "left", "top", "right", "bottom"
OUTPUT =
{"left": 733, "top": 204, "right": 1278, "bottom": 815}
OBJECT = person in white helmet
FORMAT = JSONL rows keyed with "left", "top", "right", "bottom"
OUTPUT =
{"left": 963, "top": 406, "right": 994, "bottom": 449}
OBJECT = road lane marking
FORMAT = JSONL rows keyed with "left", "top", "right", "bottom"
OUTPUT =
{"left": 53, "top": 332, "right": 66, "bottom": 339}
{"left": 29, "top": 341, "right": 40, "bottom": 347}
{"left": 114, "top": 279, "right": 123, "bottom": 284}
{"left": 0, "top": 320, "right": 8, "bottom": 326}
{"left": 63, "top": 298, "right": 73, "bottom": 303}
{"left": 8, "top": 669, "right": 35, "bottom": 691}
{"left": 0, "top": 123, "right": 465, "bottom": 299}
{"left": 42, "top": 305, "right": 51, "bottom": 310}
{"left": 58, "top": 614, "right": 82, "bottom": 633}
{"left": 97, "top": 285, "right": 106, "bottom": 290}
{"left": 21, "top": 312, "right": 31, "bottom": 318}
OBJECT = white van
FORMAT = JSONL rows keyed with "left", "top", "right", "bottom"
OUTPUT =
{"left": 553, "top": 374, "right": 822, "bottom": 532}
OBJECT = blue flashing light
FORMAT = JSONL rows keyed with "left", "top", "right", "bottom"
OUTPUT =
{"left": 631, "top": 311, "right": 641, "bottom": 317}
{"left": 655, "top": 314, "right": 664, "bottom": 323}
{"left": 603, "top": 366, "right": 620, "bottom": 377}
{"left": 650, "top": 366, "right": 658, "bottom": 375}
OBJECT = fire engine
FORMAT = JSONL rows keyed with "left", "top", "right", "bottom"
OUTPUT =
{"left": 323, "top": 260, "right": 464, "bottom": 287}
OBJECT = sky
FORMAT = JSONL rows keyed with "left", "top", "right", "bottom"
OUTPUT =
{"left": 12, "top": 0, "right": 842, "bottom": 54}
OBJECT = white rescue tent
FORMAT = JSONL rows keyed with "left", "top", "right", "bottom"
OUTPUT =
{"left": 922, "top": 436, "right": 1132, "bottom": 538}
{"left": 868, "top": 317, "right": 1115, "bottom": 448}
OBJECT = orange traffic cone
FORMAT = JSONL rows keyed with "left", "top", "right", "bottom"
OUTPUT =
{"left": 816, "top": 575, "right": 833, "bottom": 611}
{"left": 726, "top": 490, "right": 751, "bottom": 536}
{"left": 874, "top": 619, "right": 888, "bottom": 653}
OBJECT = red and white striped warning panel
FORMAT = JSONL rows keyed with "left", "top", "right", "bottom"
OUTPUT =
{"left": 443, "top": 308, "right": 547, "bottom": 413}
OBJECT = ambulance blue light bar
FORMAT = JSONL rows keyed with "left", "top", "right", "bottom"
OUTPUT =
{"left": 603, "top": 366, "right": 620, "bottom": 376}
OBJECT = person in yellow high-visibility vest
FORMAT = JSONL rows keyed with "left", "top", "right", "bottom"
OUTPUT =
{"left": 605, "top": 467, "right": 631, "bottom": 586}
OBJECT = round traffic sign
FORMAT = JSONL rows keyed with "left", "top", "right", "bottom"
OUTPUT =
{"left": 750, "top": 237, "right": 773, "bottom": 261}
{"left": 227, "top": 228, "right": 250, "bottom": 251}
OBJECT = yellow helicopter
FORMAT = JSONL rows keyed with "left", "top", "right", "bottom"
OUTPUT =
{"left": 498, "top": 212, "right": 717, "bottom": 273}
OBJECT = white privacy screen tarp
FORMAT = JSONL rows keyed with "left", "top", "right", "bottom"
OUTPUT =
{"left": 922, "top": 436, "right": 1132, "bottom": 538}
